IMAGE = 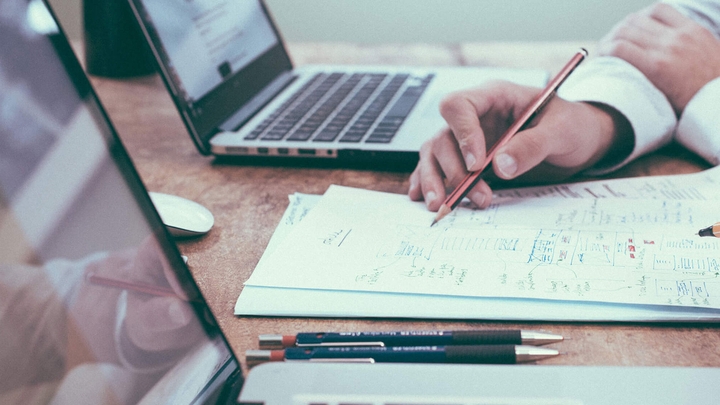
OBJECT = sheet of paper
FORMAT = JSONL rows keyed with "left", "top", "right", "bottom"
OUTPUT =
{"left": 235, "top": 284, "right": 720, "bottom": 322}
{"left": 263, "top": 193, "right": 322, "bottom": 255}
{"left": 493, "top": 165, "right": 720, "bottom": 200}
{"left": 245, "top": 185, "right": 720, "bottom": 309}
{"left": 236, "top": 190, "right": 720, "bottom": 321}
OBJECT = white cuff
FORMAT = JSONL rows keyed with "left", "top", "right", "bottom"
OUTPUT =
{"left": 675, "top": 77, "right": 720, "bottom": 166}
{"left": 558, "top": 57, "right": 677, "bottom": 174}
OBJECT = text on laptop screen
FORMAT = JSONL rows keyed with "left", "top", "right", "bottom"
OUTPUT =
{"left": 129, "top": 0, "right": 293, "bottom": 151}
{"left": 0, "top": 0, "right": 239, "bottom": 403}
{"left": 140, "top": 0, "right": 278, "bottom": 102}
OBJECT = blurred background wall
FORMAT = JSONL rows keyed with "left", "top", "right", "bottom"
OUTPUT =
{"left": 48, "top": 0, "right": 655, "bottom": 43}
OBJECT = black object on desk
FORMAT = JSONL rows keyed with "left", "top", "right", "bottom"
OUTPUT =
{"left": 246, "top": 345, "right": 559, "bottom": 366}
{"left": 259, "top": 330, "right": 563, "bottom": 348}
{"left": 83, "top": 0, "right": 154, "bottom": 77}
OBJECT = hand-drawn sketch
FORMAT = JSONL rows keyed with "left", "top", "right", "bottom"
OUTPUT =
{"left": 246, "top": 178, "right": 720, "bottom": 310}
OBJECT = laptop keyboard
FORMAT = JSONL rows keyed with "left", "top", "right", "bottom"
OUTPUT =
{"left": 243, "top": 72, "right": 434, "bottom": 144}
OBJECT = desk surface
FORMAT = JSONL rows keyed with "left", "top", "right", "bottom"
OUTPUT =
{"left": 88, "top": 42, "right": 717, "bottom": 370}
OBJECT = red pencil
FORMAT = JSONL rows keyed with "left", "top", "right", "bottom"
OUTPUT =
{"left": 432, "top": 49, "right": 588, "bottom": 226}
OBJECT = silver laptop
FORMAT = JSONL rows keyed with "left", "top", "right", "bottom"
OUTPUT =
{"left": 126, "top": 0, "right": 548, "bottom": 166}
{"left": 3, "top": 2, "right": 719, "bottom": 404}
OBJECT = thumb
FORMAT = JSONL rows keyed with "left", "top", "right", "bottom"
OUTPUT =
{"left": 492, "top": 125, "right": 555, "bottom": 180}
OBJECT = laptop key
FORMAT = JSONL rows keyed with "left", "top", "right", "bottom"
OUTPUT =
{"left": 339, "top": 130, "right": 367, "bottom": 142}
{"left": 261, "top": 130, "right": 287, "bottom": 141}
{"left": 287, "top": 130, "right": 314, "bottom": 141}
{"left": 254, "top": 72, "right": 425, "bottom": 144}
{"left": 384, "top": 86, "right": 425, "bottom": 119}
{"left": 245, "top": 74, "right": 325, "bottom": 140}
{"left": 366, "top": 128, "right": 396, "bottom": 141}
{"left": 365, "top": 134, "right": 394, "bottom": 143}
{"left": 313, "top": 130, "right": 340, "bottom": 142}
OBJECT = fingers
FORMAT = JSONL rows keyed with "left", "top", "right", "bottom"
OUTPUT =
{"left": 600, "top": 11, "right": 663, "bottom": 54}
{"left": 432, "top": 128, "right": 470, "bottom": 187}
{"left": 129, "top": 235, "right": 189, "bottom": 300}
{"left": 622, "top": 12, "right": 667, "bottom": 40}
{"left": 407, "top": 168, "right": 423, "bottom": 201}
{"left": 601, "top": 3, "right": 693, "bottom": 56}
{"left": 647, "top": 2, "right": 689, "bottom": 28}
{"left": 438, "top": 91, "right": 491, "bottom": 172}
{"left": 125, "top": 296, "right": 202, "bottom": 352}
{"left": 410, "top": 127, "right": 491, "bottom": 210}
{"left": 599, "top": 38, "right": 653, "bottom": 75}
{"left": 599, "top": 2, "right": 720, "bottom": 115}
{"left": 493, "top": 123, "right": 555, "bottom": 180}
{"left": 466, "top": 179, "right": 492, "bottom": 209}
{"left": 416, "top": 146, "right": 444, "bottom": 211}
{"left": 410, "top": 82, "right": 545, "bottom": 211}
{"left": 598, "top": 11, "right": 667, "bottom": 81}
{"left": 414, "top": 128, "right": 464, "bottom": 210}
{"left": 493, "top": 99, "right": 621, "bottom": 180}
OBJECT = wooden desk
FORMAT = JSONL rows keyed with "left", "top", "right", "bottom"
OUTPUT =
{"left": 88, "top": 42, "right": 717, "bottom": 371}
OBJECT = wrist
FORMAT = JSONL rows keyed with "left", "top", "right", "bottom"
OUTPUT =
{"left": 582, "top": 102, "right": 634, "bottom": 170}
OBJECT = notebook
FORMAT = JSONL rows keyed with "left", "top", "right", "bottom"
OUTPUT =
{"left": 125, "top": 0, "right": 548, "bottom": 166}
{"left": 2, "top": 1, "right": 719, "bottom": 404}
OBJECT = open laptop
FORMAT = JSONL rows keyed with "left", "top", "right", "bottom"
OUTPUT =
{"left": 125, "top": 0, "right": 548, "bottom": 165}
{"left": 3, "top": 1, "right": 720, "bottom": 404}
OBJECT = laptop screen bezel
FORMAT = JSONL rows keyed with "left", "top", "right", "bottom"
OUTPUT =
{"left": 126, "top": 0, "right": 294, "bottom": 155}
{"left": 36, "top": 0, "right": 244, "bottom": 399}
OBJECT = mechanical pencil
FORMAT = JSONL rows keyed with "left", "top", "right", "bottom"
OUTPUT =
{"left": 259, "top": 329, "right": 563, "bottom": 348}
{"left": 246, "top": 345, "right": 559, "bottom": 365}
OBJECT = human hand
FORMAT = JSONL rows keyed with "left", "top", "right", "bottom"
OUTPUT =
{"left": 73, "top": 235, "right": 202, "bottom": 365}
{"left": 408, "top": 81, "right": 629, "bottom": 211}
{"left": 122, "top": 236, "right": 203, "bottom": 353}
{"left": 598, "top": 3, "right": 720, "bottom": 115}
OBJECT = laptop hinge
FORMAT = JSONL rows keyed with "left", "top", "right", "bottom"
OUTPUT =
{"left": 218, "top": 71, "right": 297, "bottom": 132}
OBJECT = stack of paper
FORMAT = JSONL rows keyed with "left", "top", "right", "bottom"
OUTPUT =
{"left": 236, "top": 167, "right": 720, "bottom": 322}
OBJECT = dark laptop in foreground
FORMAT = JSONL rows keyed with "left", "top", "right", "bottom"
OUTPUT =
{"left": 126, "top": 0, "right": 548, "bottom": 165}
{"left": 1, "top": 1, "right": 719, "bottom": 404}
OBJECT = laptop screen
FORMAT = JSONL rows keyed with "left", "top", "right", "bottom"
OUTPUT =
{"left": 0, "top": 0, "right": 241, "bottom": 403}
{"left": 128, "top": 0, "right": 293, "bottom": 153}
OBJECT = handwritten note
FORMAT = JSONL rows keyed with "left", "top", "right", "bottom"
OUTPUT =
{"left": 245, "top": 184, "right": 720, "bottom": 309}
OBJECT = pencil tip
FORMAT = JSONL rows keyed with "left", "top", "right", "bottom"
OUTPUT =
{"left": 431, "top": 204, "right": 452, "bottom": 227}
{"left": 430, "top": 219, "right": 437, "bottom": 227}
{"left": 698, "top": 226, "right": 714, "bottom": 237}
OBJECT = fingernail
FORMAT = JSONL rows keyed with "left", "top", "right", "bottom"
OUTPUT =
{"left": 470, "top": 191, "right": 486, "bottom": 207}
{"left": 495, "top": 153, "right": 517, "bottom": 178}
{"left": 409, "top": 178, "right": 418, "bottom": 193}
{"left": 425, "top": 191, "right": 438, "bottom": 207}
{"left": 465, "top": 153, "right": 476, "bottom": 170}
{"left": 168, "top": 301, "right": 188, "bottom": 326}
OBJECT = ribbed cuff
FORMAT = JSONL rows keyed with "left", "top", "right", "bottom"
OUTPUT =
{"left": 676, "top": 77, "right": 720, "bottom": 166}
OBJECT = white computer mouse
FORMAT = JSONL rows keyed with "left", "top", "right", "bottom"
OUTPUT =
{"left": 148, "top": 192, "right": 214, "bottom": 237}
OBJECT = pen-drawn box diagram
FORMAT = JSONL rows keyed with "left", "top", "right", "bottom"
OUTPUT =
{"left": 655, "top": 279, "right": 714, "bottom": 298}
{"left": 652, "top": 254, "right": 720, "bottom": 273}
{"left": 663, "top": 238, "right": 720, "bottom": 250}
